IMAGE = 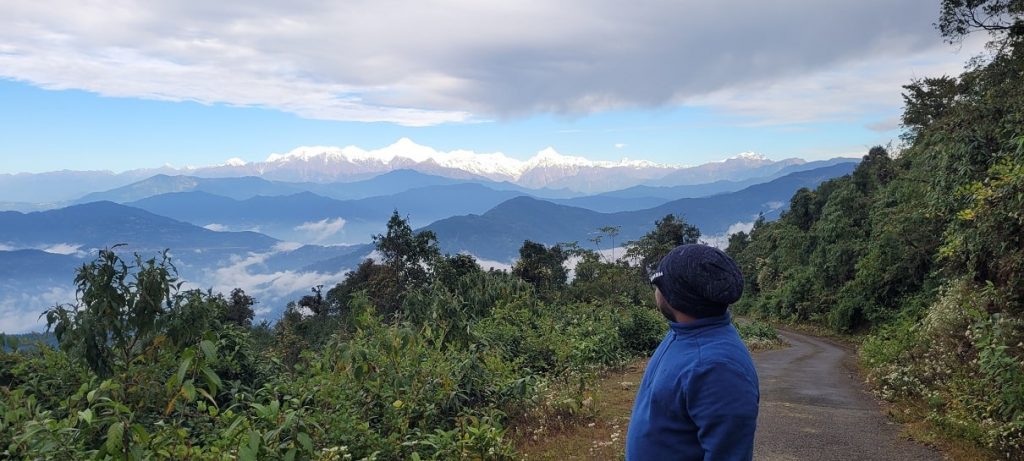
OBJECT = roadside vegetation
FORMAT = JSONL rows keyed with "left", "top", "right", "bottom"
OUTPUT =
{"left": 726, "top": 1, "right": 1024, "bottom": 458}
{"left": 1, "top": 210, "right": 776, "bottom": 460}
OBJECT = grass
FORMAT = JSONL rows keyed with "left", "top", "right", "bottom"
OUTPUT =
{"left": 880, "top": 399, "right": 998, "bottom": 461}
{"left": 514, "top": 360, "right": 646, "bottom": 460}
{"left": 733, "top": 316, "right": 790, "bottom": 351}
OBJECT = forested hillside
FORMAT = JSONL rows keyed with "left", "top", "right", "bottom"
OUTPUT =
{"left": 726, "top": 1, "right": 1024, "bottom": 456}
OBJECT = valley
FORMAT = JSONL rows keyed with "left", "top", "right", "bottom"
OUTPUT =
{"left": 0, "top": 157, "right": 857, "bottom": 333}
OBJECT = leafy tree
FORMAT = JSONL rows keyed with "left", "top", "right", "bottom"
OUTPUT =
{"left": 725, "top": 231, "right": 751, "bottom": 259}
{"left": 625, "top": 214, "right": 701, "bottom": 274}
{"left": 938, "top": 0, "right": 1024, "bottom": 45}
{"left": 570, "top": 254, "right": 652, "bottom": 306}
{"left": 223, "top": 288, "right": 256, "bottom": 327}
{"left": 374, "top": 210, "right": 441, "bottom": 282}
{"left": 44, "top": 248, "right": 220, "bottom": 378}
{"left": 512, "top": 240, "right": 568, "bottom": 295}
{"left": 372, "top": 210, "right": 441, "bottom": 314}
{"left": 901, "top": 77, "right": 959, "bottom": 141}
{"left": 325, "top": 258, "right": 383, "bottom": 314}
{"left": 598, "top": 225, "right": 622, "bottom": 260}
{"left": 434, "top": 253, "right": 483, "bottom": 289}
{"left": 298, "top": 285, "right": 328, "bottom": 316}
{"left": 785, "top": 188, "right": 817, "bottom": 231}
{"left": 851, "top": 146, "right": 894, "bottom": 193}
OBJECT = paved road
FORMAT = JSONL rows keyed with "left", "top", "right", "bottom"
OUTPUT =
{"left": 753, "top": 330, "right": 942, "bottom": 461}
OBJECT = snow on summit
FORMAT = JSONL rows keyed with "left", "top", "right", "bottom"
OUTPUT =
{"left": 148, "top": 139, "right": 806, "bottom": 191}
{"left": 727, "top": 152, "right": 770, "bottom": 162}
{"left": 262, "top": 139, "right": 678, "bottom": 181}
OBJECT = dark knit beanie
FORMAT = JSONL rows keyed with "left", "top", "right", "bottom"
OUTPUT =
{"left": 649, "top": 244, "right": 744, "bottom": 319}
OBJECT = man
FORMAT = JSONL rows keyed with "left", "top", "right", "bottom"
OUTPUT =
{"left": 625, "top": 244, "right": 759, "bottom": 461}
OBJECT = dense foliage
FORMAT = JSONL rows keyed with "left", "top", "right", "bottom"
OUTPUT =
{"left": 1, "top": 209, "right": 777, "bottom": 459}
{"left": 727, "top": 2, "right": 1024, "bottom": 456}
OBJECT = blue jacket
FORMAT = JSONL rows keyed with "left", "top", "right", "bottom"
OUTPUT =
{"left": 625, "top": 312, "right": 759, "bottom": 461}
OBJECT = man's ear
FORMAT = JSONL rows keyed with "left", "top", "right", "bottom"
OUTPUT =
{"left": 654, "top": 287, "right": 669, "bottom": 310}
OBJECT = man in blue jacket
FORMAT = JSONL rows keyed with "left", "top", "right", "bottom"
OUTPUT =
{"left": 625, "top": 244, "right": 759, "bottom": 460}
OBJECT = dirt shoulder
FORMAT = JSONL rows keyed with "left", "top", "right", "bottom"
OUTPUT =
{"left": 515, "top": 360, "right": 645, "bottom": 460}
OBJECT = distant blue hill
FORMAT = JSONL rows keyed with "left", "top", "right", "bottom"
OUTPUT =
{"left": 127, "top": 183, "right": 529, "bottom": 244}
{"left": 0, "top": 249, "right": 83, "bottom": 280}
{"left": 75, "top": 175, "right": 305, "bottom": 203}
{"left": 74, "top": 169, "right": 580, "bottom": 206}
{"left": 422, "top": 162, "right": 858, "bottom": 261}
{"left": 583, "top": 158, "right": 860, "bottom": 202}
{"left": 0, "top": 203, "right": 292, "bottom": 332}
{"left": 549, "top": 195, "right": 673, "bottom": 213}
{"left": 76, "top": 170, "right": 462, "bottom": 204}
{"left": 299, "top": 243, "right": 375, "bottom": 273}
{"left": 297, "top": 169, "right": 471, "bottom": 200}
{"left": 262, "top": 244, "right": 371, "bottom": 273}
{"left": 647, "top": 156, "right": 854, "bottom": 186}
{"left": 288, "top": 169, "right": 579, "bottom": 200}
{"left": 0, "top": 201, "right": 277, "bottom": 252}
{"left": 536, "top": 158, "right": 860, "bottom": 212}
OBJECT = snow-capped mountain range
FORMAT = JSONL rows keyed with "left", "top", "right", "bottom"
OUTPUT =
{"left": 259, "top": 138, "right": 670, "bottom": 181}
{"left": 186, "top": 138, "right": 794, "bottom": 192}
{"left": 0, "top": 138, "right": 830, "bottom": 204}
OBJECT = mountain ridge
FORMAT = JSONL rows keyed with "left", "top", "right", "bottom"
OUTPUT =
{"left": 422, "top": 162, "right": 858, "bottom": 261}
{"left": 124, "top": 183, "right": 531, "bottom": 244}
{"left": 0, "top": 201, "right": 278, "bottom": 252}
{"left": 0, "top": 140, "right": 860, "bottom": 204}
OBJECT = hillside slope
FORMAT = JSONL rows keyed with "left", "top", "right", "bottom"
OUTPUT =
{"left": 425, "top": 163, "right": 857, "bottom": 260}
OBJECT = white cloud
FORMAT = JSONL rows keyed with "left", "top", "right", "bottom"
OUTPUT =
{"left": 254, "top": 306, "right": 272, "bottom": 317}
{"left": 561, "top": 246, "right": 629, "bottom": 280}
{"left": 726, "top": 221, "right": 756, "bottom": 236}
{"left": 295, "top": 218, "right": 346, "bottom": 243}
{"left": 272, "top": 241, "right": 304, "bottom": 252}
{"left": 703, "top": 237, "right": 729, "bottom": 250}
{"left": 0, "top": 286, "right": 76, "bottom": 334}
{"left": 0, "top": 242, "right": 89, "bottom": 256}
{"left": 0, "top": 3, "right": 468, "bottom": 126}
{"left": 204, "top": 251, "right": 347, "bottom": 306}
{"left": 0, "top": 1, "right": 974, "bottom": 124}
{"left": 203, "top": 223, "right": 228, "bottom": 232}
{"left": 687, "top": 34, "right": 987, "bottom": 126}
{"left": 614, "top": 143, "right": 627, "bottom": 149}
{"left": 866, "top": 116, "right": 903, "bottom": 133}
{"left": 472, "top": 256, "right": 513, "bottom": 272}
{"left": 43, "top": 243, "right": 83, "bottom": 256}
{"left": 703, "top": 221, "right": 758, "bottom": 249}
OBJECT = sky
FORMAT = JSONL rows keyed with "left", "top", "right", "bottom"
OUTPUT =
{"left": 0, "top": 0, "right": 988, "bottom": 174}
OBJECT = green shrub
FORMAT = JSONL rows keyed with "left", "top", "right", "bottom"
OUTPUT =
{"left": 619, "top": 303, "right": 667, "bottom": 355}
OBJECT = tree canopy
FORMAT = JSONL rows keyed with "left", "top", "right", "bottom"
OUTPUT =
{"left": 727, "top": 8, "right": 1024, "bottom": 453}
{"left": 625, "top": 214, "right": 701, "bottom": 275}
